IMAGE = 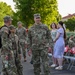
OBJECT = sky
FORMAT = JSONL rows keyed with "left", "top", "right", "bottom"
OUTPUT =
{"left": 0, "top": 0, "right": 75, "bottom": 17}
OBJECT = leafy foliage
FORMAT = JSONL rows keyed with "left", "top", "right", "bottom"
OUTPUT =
{"left": 64, "top": 17, "right": 75, "bottom": 31}
{"left": 13, "top": 0, "right": 61, "bottom": 27}
{"left": 0, "top": 2, "right": 13, "bottom": 27}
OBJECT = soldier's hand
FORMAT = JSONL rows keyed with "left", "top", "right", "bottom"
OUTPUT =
{"left": 5, "top": 55, "right": 9, "bottom": 60}
{"left": 53, "top": 39, "right": 56, "bottom": 43}
{"left": 5, "top": 30, "right": 8, "bottom": 34}
{"left": 48, "top": 47, "right": 52, "bottom": 53}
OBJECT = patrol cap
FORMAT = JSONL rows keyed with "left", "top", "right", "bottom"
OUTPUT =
{"left": 34, "top": 13, "right": 41, "bottom": 18}
{"left": 3, "top": 16, "right": 13, "bottom": 22}
{"left": 17, "top": 21, "right": 23, "bottom": 25}
{"left": 9, "top": 25, "right": 16, "bottom": 30}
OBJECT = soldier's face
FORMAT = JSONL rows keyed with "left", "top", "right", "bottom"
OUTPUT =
{"left": 8, "top": 20, "right": 12, "bottom": 25}
{"left": 4, "top": 20, "right": 12, "bottom": 26}
{"left": 10, "top": 29, "right": 15, "bottom": 33}
{"left": 9, "top": 20, "right": 12, "bottom": 25}
{"left": 34, "top": 17, "right": 41, "bottom": 23}
{"left": 18, "top": 24, "right": 22, "bottom": 27}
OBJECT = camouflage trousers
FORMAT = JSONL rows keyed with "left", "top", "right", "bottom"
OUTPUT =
{"left": 1, "top": 49, "right": 18, "bottom": 75}
{"left": 15, "top": 56, "right": 23, "bottom": 75}
{"left": 19, "top": 41, "right": 26, "bottom": 58}
{"left": 32, "top": 48, "right": 51, "bottom": 75}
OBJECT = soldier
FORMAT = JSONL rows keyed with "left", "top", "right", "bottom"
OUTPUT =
{"left": 28, "top": 14, "right": 53, "bottom": 75}
{"left": 68, "top": 35, "right": 75, "bottom": 48}
{"left": 16, "top": 21, "right": 27, "bottom": 62}
{"left": 9, "top": 25, "right": 23, "bottom": 75}
{"left": 0, "top": 16, "right": 18, "bottom": 75}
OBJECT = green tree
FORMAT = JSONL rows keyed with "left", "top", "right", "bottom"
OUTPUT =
{"left": 13, "top": 0, "right": 61, "bottom": 27}
{"left": 12, "top": 12, "right": 20, "bottom": 27}
{"left": 0, "top": 2, "right": 13, "bottom": 27}
{"left": 64, "top": 17, "right": 75, "bottom": 31}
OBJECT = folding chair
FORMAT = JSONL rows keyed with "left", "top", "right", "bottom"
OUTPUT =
{"left": 64, "top": 47, "right": 75, "bottom": 70}
{"left": 63, "top": 46, "right": 71, "bottom": 65}
{"left": 69, "top": 47, "right": 75, "bottom": 70}
{"left": 64, "top": 45, "right": 70, "bottom": 56}
{"left": 70, "top": 47, "right": 75, "bottom": 54}
{"left": 63, "top": 55, "right": 72, "bottom": 69}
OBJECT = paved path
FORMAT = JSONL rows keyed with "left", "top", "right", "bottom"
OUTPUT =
{"left": 0, "top": 54, "right": 75, "bottom": 75}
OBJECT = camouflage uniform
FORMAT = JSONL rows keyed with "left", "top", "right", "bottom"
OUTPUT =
{"left": 68, "top": 36, "right": 75, "bottom": 48}
{"left": 0, "top": 25, "right": 18, "bottom": 75}
{"left": 9, "top": 25, "right": 23, "bottom": 75}
{"left": 28, "top": 14, "right": 53, "bottom": 75}
{"left": 16, "top": 23, "right": 27, "bottom": 60}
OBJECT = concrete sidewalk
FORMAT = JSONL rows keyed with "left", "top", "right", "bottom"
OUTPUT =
{"left": 0, "top": 54, "right": 75, "bottom": 75}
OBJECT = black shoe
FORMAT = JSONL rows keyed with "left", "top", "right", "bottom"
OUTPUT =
{"left": 30, "top": 60, "right": 33, "bottom": 64}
